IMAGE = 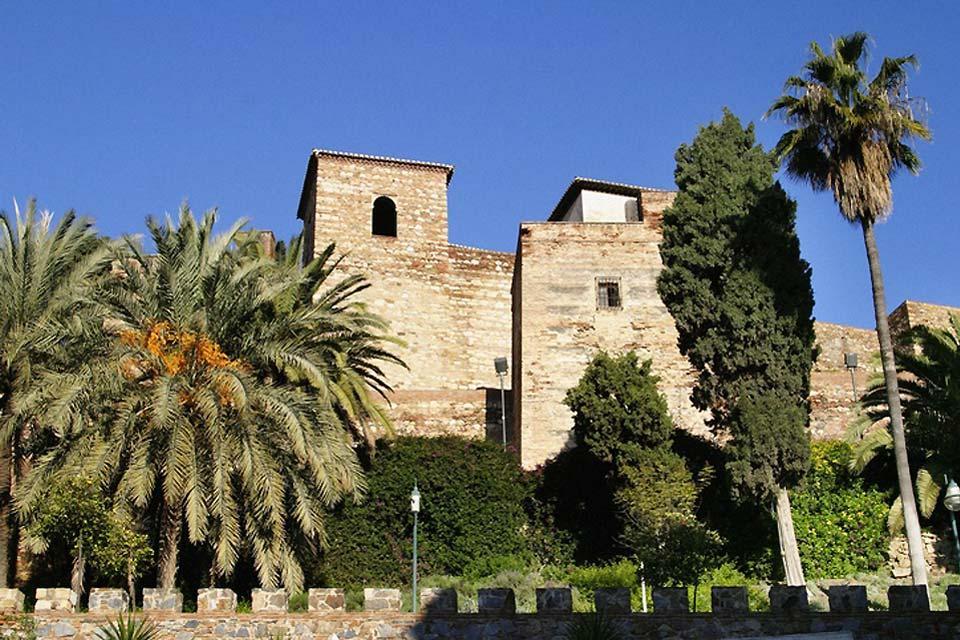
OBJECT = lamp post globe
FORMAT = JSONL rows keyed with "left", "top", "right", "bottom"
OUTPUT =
{"left": 944, "top": 480, "right": 960, "bottom": 512}
{"left": 944, "top": 478, "right": 960, "bottom": 575}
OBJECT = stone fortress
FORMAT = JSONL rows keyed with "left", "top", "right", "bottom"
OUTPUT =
{"left": 297, "top": 148, "right": 960, "bottom": 469}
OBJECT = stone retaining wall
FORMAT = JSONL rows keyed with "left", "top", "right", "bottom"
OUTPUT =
{"left": 1, "top": 585, "right": 959, "bottom": 639}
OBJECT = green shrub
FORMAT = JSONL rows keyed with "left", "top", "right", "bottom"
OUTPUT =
{"left": 564, "top": 352, "right": 673, "bottom": 465}
{"left": 685, "top": 563, "right": 768, "bottom": 612}
{"left": 94, "top": 615, "right": 158, "bottom": 640}
{"left": 288, "top": 591, "right": 308, "bottom": 612}
{"left": 314, "top": 436, "right": 530, "bottom": 587}
{"left": 791, "top": 441, "right": 889, "bottom": 578}
{"left": 564, "top": 611, "right": 626, "bottom": 640}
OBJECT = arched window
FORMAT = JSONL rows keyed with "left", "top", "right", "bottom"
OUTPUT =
{"left": 372, "top": 196, "right": 397, "bottom": 237}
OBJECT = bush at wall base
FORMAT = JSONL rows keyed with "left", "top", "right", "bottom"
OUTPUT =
{"left": 313, "top": 436, "right": 530, "bottom": 587}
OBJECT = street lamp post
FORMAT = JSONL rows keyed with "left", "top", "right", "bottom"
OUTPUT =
{"left": 943, "top": 478, "right": 960, "bottom": 574}
{"left": 410, "top": 483, "right": 421, "bottom": 612}
{"left": 494, "top": 357, "right": 509, "bottom": 448}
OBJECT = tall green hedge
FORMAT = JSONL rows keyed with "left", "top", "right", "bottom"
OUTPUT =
{"left": 312, "top": 436, "right": 530, "bottom": 587}
{"left": 791, "top": 440, "right": 890, "bottom": 578}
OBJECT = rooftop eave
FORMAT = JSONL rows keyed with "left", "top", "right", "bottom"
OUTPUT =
{"left": 548, "top": 177, "right": 674, "bottom": 221}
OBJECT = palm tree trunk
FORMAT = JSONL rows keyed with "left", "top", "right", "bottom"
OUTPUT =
{"left": 0, "top": 441, "right": 12, "bottom": 587}
{"left": 861, "top": 220, "right": 927, "bottom": 585}
{"left": 774, "top": 486, "right": 805, "bottom": 585}
{"left": 157, "top": 501, "right": 182, "bottom": 590}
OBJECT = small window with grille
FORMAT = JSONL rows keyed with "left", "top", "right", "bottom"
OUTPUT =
{"left": 596, "top": 277, "right": 622, "bottom": 309}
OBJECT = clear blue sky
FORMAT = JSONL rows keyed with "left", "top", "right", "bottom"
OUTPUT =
{"left": 2, "top": 2, "right": 957, "bottom": 328}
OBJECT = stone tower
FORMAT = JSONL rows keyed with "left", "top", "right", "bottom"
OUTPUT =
{"left": 298, "top": 149, "right": 514, "bottom": 439}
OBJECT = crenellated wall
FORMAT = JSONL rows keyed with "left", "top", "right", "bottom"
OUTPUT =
{"left": 5, "top": 584, "right": 960, "bottom": 640}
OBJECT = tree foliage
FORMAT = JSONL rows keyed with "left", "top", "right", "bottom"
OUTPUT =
{"left": 767, "top": 32, "right": 931, "bottom": 226}
{"left": 19, "top": 207, "right": 401, "bottom": 591}
{"left": 23, "top": 477, "right": 150, "bottom": 594}
{"left": 854, "top": 314, "right": 960, "bottom": 529}
{"left": 767, "top": 31, "right": 931, "bottom": 584}
{"left": 314, "top": 436, "right": 530, "bottom": 587}
{"left": 0, "top": 201, "right": 113, "bottom": 585}
{"left": 564, "top": 352, "right": 673, "bottom": 465}
{"left": 553, "top": 351, "right": 721, "bottom": 583}
{"left": 657, "top": 109, "right": 815, "bottom": 500}
{"left": 791, "top": 441, "right": 889, "bottom": 577}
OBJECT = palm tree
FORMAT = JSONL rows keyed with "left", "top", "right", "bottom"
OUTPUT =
{"left": 242, "top": 232, "right": 402, "bottom": 447}
{"left": 853, "top": 315, "right": 960, "bottom": 531}
{"left": 767, "top": 32, "right": 932, "bottom": 584}
{"left": 0, "top": 201, "right": 111, "bottom": 585}
{"left": 19, "top": 207, "right": 401, "bottom": 591}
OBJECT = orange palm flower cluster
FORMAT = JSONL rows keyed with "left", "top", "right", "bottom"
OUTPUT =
{"left": 120, "top": 321, "right": 245, "bottom": 377}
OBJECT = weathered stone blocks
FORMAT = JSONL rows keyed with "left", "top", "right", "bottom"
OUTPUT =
{"left": 34, "top": 588, "right": 77, "bottom": 612}
{"left": 827, "top": 585, "right": 867, "bottom": 613}
{"left": 308, "top": 588, "right": 346, "bottom": 612}
{"left": 197, "top": 588, "right": 237, "bottom": 612}
{"left": 477, "top": 588, "right": 515, "bottom": 614}
{"left": 768, "top": 585, "right": 808, "bottom": 613}
{"left": 143, "top": 588, "right": 183, "bottom": 612}
{"left": 363, "top": 588, "right": 401, "bottom": 612}
{"left": 594, "top": 588, "right": 630, "bottom": 613}
{"left": 419, "top": 588, "right": 457, "bottom": 613}
{"left": 88, "top": 588, "right": 130, "bottom": 612}
{"left": 888, "top": 585, "right": 929, "bottom": 612}
{"left": 711, "top": 587, "right": 748, "bottom": 613}
{"left": 652, "top": 587, "right": 688, "bottom": 613}
{"left": 251, "top": 588, "right": 288, "bottom": 612}
{"left": 0, "top": 589, "right": 24, "bottom": 612}
{"left": 947, "top": 584, "right": 960, "bottom": 612}
{"left": 535, "top": 588, "right": 572, "bottom": 613}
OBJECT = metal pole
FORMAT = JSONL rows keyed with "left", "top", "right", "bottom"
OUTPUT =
{"left": 412, "top": 510, "right": 418, "bottom": 612}
{"left": 951, "top": 510, "right": 960, "bottom": 575}
{"left": 849, "top": 368, "right": 858, "bottom": 401}
{"left": 498, "top": 373, "right": 507, "bottom": 448}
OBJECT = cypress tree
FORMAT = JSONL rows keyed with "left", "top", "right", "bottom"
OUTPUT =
{"left": 657, "top": 109, "right": 816, "bottom": 584}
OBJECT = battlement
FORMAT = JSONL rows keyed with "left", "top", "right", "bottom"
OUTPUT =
{"left": 5, "top": 584, "right": 960, "bottom": 639}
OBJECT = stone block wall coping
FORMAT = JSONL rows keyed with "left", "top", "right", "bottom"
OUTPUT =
{"left": 535, "top": 587, "right": 572, "bottom": 613}
{"left": 196, "top": 588, "right": 237, "bottom": 613}
{"left": 87, "top": 589, "right": 129, "bottom": 613}
{"left": 363, "top": 588, "right": 402, "bottom": 612}
{"left": 0, "top": 589, "right": 25, "bottom": 613}
{"left": 34, "top": 588, "right": 77, "bottom": 612}
{"left": 12, "top": 583, "right": 951, "bottom": 615}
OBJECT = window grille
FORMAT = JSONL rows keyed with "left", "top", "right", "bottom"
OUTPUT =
{"left": 596, "top": 277, "right": 622, "bottom": 309}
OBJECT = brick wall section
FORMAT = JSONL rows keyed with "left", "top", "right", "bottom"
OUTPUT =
{"left": 512, "top": 221, "right": 710, "bottom": 468}
{"left": 302, "top": 152, "right": 513, "bottom": 439}
{"left": 892, "top": 300, "right": 960, "bottom": 337}
{"left": 809, "top": 321, "right": 881, "bottom": 439}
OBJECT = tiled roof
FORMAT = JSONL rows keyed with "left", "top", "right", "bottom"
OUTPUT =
{"left": 312, "top": 148, "right": 455, "bottom": 182}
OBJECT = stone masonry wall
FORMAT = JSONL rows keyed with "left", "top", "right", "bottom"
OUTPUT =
{"left": 303, "top": 152, "right": 513, "bottom": 440}
{"left": 299, "top": 151, "right": 960, "bottom": 461}
{"left": 809, "top": 321, "right": 881, "bottom": 440}
{"left": 513, "top": 221, "right": 710, "bottom": 469}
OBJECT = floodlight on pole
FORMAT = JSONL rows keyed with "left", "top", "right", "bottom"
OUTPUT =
{"left": 494, "top": 357, "right": 508, "bottom": 448}
{"left": 844, "top": 352, "right": 859, "bottom": 401}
